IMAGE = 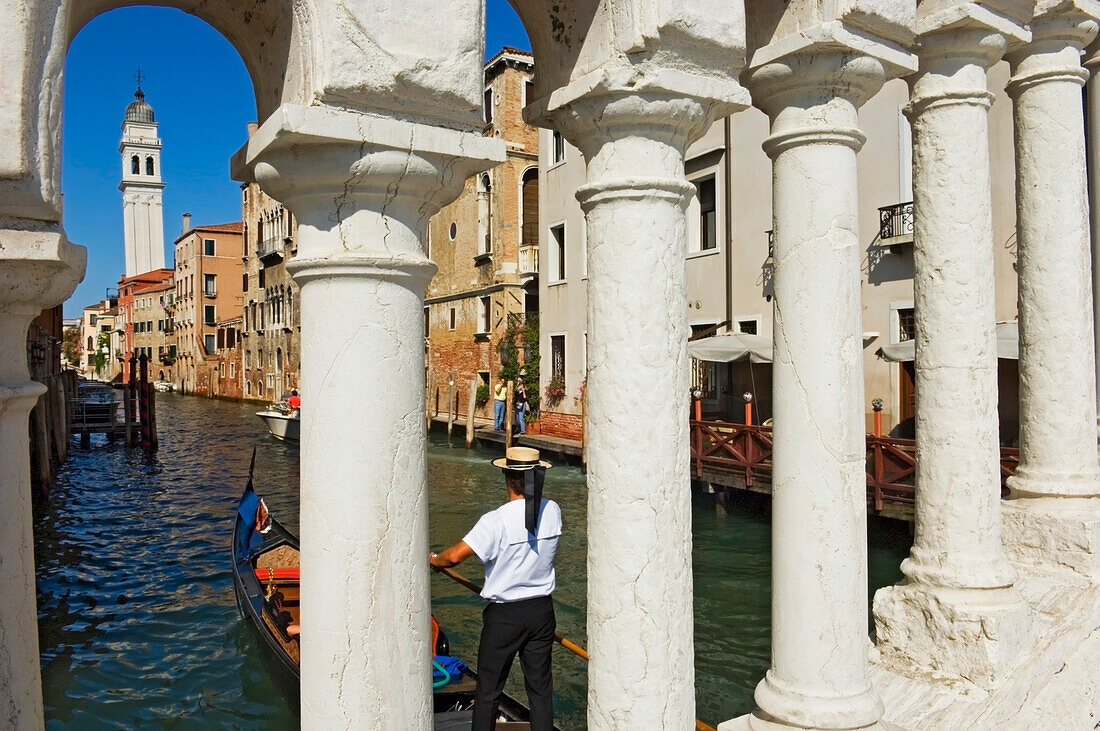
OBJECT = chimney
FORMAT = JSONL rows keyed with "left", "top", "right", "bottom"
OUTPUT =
{"left": 182, "top": 212, "right": 191, "bottom": 235}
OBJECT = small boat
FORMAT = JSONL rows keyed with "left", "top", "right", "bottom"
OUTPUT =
{"left": 231, "top": 453, "right": 549, "bottom": 727}
{"left": 153, "top": 380, "right": 174, "bottom": 393}
{"left": 256, "top": 405, "right": 300, "bottom": 443}
{"left": 73, "top": 381, "right": 117, "bottom": 424}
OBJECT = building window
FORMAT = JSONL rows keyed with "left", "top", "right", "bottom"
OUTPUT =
{"left": 898, "top": 307, "right": 916, "bottom": 342}
{"left": 549, "top": 223, "right": 566, "bottom": 282}
{"left": 204, "top": 333, "right": 216, "bottom": 354}
{"left": 484, "top": 88, "right": 493, "bottom": 125}
{"left": 523, "top": 78, "right": 534, "bottom": 108}
{"left": 449, "top": 222, "right": 457, "bottom": 241}
{"left": 242, "top": 273, "right": 248, "bottom": 292}
{"left": 478, "top": 296, "right": 491, "bottom": 334}
{"left": 230, "top": 362, "right": 235, "bottom": 378}
{"left": 521, "top": 168, "right": 539, "bottom": 246}
{"left": 552, "top": 130, "right": 565, "bottom": 165}
{"left": 550, "top": 335, "right": 565, "bottom": 381}
{"left": 204, "top": 305, "right": 216, "bottom": 325}
{"left": 131, "top": 155, "right": 139, "bottom": 174}
{"left": 146, "top": 156, "right": 155, "bottom": 176}
{"left": 477, "top": 175, "right": 492, "bottom": 256}
{"left": 449, "top": 307, "right": 456, "bottom": 331}
{"left": 695, "top": 176, "right": 717, "bottom": 251}
{"left": 736, "top": 318, "right": 759, "bottom": 335}
{"left": 424, "top": 306, "right": 429, "bottom": 339}
{"left": 204, "top": 274, "right": 216, "bottom": 297}
{"left": 203, "top": 238, "right": 215, "bottom": 256}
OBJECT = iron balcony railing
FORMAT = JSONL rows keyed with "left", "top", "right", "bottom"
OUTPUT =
{"left": 878, "top": 201, "right": 914, "bottom": 243}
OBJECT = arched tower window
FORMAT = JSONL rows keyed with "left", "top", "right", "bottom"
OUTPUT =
{"left": 131, "top": 155, "right": 140, "bottom": 174}
{"left": 146, "top": 156, "right": 155, "bottom": 176}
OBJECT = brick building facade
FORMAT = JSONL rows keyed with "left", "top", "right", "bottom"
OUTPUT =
{"left": 425, "top": 48, "right": 539, "bottom": 423}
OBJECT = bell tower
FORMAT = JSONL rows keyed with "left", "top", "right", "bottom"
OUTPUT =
{"left": 119, "top": 72, "right": 166, "bottom": 276}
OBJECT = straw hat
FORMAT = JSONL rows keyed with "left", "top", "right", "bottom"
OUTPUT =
{"left": 492, "top": 446, "right": 552, "bottom": 471}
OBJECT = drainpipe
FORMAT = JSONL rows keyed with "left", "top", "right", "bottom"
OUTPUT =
{"left": 723, "top": 115, "right": 733, "bottom": 333}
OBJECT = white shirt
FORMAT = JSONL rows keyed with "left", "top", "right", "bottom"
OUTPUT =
{"left": 463, "top": 498, "right": 562, "bottom": 603}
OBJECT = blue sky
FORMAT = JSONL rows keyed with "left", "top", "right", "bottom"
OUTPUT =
{"left": 62, "top": 3, "right": 530, "bottom": 317}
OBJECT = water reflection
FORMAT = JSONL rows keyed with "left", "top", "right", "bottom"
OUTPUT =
{"left": 36, "top": 395, "right": 910, "bottom": 730}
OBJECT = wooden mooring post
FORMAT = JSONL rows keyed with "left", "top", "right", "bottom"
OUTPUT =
{"left": 123, "top": 384, "right": 133, "bottom": 448}
{"left": 505, "top": 379, "right": 514, "bottom": 446}
{"left": 139, "top": 354, "right": 151, "bottom": 451}
{"left": 446, "top": 374, "right": 455, "bottom": 437}
{"left": 465, "top": 377, "right": 477, "bottom": 447}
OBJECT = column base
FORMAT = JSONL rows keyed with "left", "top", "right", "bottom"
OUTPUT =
{"left": 872, "top": 582, "right": 1033, "bottom": 690}
{"left": 1002, "top": 497, "right": 1100, "bottom": 579}
{"left": 718, "top": 709, "right": 884, "bottom": 731}
{"left": 738, "top": 670, "right": 883, "bottom": 730}
{"left": 1006, "top": 468, "right": 1100, "bottom": 499}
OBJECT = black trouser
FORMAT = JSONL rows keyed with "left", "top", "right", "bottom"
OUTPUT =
{"left": 473, "top": 595, "right": 555, "bottom": 731}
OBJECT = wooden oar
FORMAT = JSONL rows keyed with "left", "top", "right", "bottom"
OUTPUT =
{"left": 435, "top": 566, "right": 717, "bottom": 731}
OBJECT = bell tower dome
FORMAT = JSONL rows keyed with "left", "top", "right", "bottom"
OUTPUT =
{"left": 119, "top": 74, "right": 166, "bottom": 277}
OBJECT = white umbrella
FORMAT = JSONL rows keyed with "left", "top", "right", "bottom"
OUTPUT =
{"left": 877, "top": 320, "right": 1019, "bottom": 362}
{"left": 687, "top": 332, "right": 773, "bottom": 364}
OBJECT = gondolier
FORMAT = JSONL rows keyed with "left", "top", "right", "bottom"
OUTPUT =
{"left": 430, "top": 446, "right": 561, "bottom": 731}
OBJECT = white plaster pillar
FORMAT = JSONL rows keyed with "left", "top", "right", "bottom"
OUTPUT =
{"left": 872, "top": 6, "right": 1034, "bottom": 688}
{"left": 1002, "top": 1, "right": 1100, "bottom": 577}
{"left": 0, "top": 224, "right": 84, "bottom": 729}
{"left": 742, "top": 53, "right": 892, "bottom": 730}
{"left": 1085, "top": 38, "right": 1100, "bottom": 431}
{"left": 235, "top": 106, "right": 502, "bottom": 727}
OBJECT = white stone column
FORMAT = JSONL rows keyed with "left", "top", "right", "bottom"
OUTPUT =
{"left": 235, "top": 106, "right": 502, "bottom": 728}
{"left": 0, "top": 225, "right": 84, "bottom": 729}
{"left": 1085, "top": 38, "right": 1100, "bottom": 430}
{"left": 873, "top": 8, "right": 1033, "bottom": 688}
{"left": 1003, "top": 1, "right": 1100, "bottom": 577}
{"left": 741, "top": 52, "right": 892, "bottom": 730}
{"left": 549, "top": 89, "right": 740, "bottom": 729}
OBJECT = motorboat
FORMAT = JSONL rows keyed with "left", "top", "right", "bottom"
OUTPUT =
{"left": 73, "top": 381, "right": 117, "bottom": 424}
{"left": 256, "top": 405, "right": 300, "bottom": 443}
{"left": 153, "top": 380, "right": 174, "bottom": 393}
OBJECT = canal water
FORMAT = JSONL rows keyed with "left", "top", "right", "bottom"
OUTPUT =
{"left": 35, "top": 395, "right": 911, "bottom": 729}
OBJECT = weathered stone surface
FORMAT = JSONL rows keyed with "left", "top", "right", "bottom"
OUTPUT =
{"left": 236, "top": 107, "right": 500, "bottom": 727}
{"left": 872, "top": 6, "right": 1033, "bottom": 690}
{"left": 872, "top": 566, "right": 1100, "bottom": 729}
{"left": 515, "top": 0, "right": 750, "bottom": 127}
{"left": 1006, "top": 1, "right": 1100, "bottom": 501}
{"left": 0, "top": 222, "right": 83, "bottom": 730}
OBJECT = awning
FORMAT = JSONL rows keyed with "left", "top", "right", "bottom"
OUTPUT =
{"left": 687, "top": 333, "right": 773, "bottom": 364}
{"left": 876, "top": 320, "right": 1019, "bottom": 362}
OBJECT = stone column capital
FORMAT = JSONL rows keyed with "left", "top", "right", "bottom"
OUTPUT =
{"left": 745, "top": 53, "right": 890, "bottom": 161}
{"left": 915, "top": 3, "right": 1030, "bottom": 61}
{"left": 0, "top": 224, "right": 85, "bottom": 384}
{"left": 231, "top": 104, "right": 505, "bottom": 261}
{"left": 1006, "top": 0, "right": 1100, "bottom": 90}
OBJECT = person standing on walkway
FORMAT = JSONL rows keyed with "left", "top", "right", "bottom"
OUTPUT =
{"left": 430, "top": 446, "right": 560, "bottom": 731}
{"left": 493, "top": 376, "right": 507, "bottom": 431}
{"left": 513, "top": 379, "right": 528, "bottom": 435}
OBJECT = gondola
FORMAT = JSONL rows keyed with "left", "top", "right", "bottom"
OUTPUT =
{"left": 231, "top": 451, "right": 547, "bottom": 728}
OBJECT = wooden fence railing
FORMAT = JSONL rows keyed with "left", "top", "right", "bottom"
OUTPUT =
{"left": 691, "top": 420, "right": 1020, "bottom": 514}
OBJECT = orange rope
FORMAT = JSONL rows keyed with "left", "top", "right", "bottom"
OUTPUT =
{"left": 436, "top": 566, "right": 716, "bottom": 730}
